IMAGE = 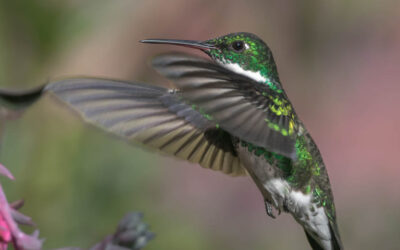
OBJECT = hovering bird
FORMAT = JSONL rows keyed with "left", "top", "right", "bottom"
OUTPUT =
{"left": 0, "top": 32, "right": 342, "bottom": 250}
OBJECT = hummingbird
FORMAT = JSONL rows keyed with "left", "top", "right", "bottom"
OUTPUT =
{"left": 0, "top": 32, "right": 342, "bottom": 250}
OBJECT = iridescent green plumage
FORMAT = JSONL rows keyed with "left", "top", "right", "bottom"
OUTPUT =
{"left": 242, "top": 130, "right": 337, "bottom": 222}
{"left": 0, "top": 32, "right": 342, "bottom": 250}
{"left": 206, "top": 33, "right": 299, "bottom": 140}
{"left": 206, "top": 33, "right": 282, "bottom": 92}
{"left": 165, "top": 32, "right": 342, "bottom": 249}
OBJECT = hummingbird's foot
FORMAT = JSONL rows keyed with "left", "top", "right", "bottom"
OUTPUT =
{"left": 282, "top": 201, "right": 289, "bottom": 213}
{"left": 264, "top": 199, "right": 279, "bottom": 219}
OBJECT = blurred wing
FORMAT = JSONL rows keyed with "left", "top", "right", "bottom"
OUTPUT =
{"left": 45, "top": 78, "right": 245, "bottom": 176}
{"left": 0, "top": 85, "right": 44, "bottom": 122}
{"left": 0, "top": 85, "right": 44, "bottom": 110}
{"left": 152, "top": 53, "right": 298, "bottom": 159}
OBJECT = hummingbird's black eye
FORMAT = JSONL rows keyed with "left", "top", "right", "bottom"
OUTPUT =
{"left": 231, "top": 41, "right": 245, "bottom": 52}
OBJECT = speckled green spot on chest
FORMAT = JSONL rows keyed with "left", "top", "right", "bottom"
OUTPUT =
{"left": 286, "top": 135, "right": 320, "bottom": 186}
{"left": 313, "top": 186, "right": 335, "bottom": 220}
{"left": 286, "top": 135, "right": 334, "bottom": 218}
{"left": 240, "top": 141, "right": 292, "bottom": 177}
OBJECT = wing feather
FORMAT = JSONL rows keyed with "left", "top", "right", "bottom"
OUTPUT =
{"left": 152, "top": 53, "right": 298, "bottom": 159}
{"left": 45, "top": 78, "right": 245, "bottom": 176}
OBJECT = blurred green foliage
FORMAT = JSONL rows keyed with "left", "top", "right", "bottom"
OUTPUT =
{"left": 0, "top": 1, "right": 174, "bottom": 248}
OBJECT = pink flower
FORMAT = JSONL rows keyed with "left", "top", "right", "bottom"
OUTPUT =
{"left": 0, "top": 163, "right": 42, "bottom": 250}
{"left": 0, "top": 213, "right": 11, "bottom": 249}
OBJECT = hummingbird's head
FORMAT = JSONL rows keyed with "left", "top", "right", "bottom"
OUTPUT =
{"left": 205, "top": 33, "right": 275, "bottom": 76}
{"left": 141, "top": 32, "right": 281, "bottom": 91}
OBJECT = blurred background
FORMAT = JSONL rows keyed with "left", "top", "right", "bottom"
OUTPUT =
{"left": 0, "top": 0, "right": 399, "bottom": 249}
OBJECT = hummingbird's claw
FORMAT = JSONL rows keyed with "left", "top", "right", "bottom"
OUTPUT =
{"left": 264, "top": 199, "right": 276, "bottom": 219}
{"left": 282, "top": 200, "right": 290, "bottom": 213}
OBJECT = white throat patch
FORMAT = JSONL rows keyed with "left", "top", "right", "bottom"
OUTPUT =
{"left": 218, "top": 61, "right": 268, "bottom": 83}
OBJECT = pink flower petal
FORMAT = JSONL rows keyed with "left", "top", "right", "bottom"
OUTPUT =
{"left": 0, "top": 164, "right": 14, "bottom": 180}
{"left": 0, "top": 174, "right": 42, "bottom": 249}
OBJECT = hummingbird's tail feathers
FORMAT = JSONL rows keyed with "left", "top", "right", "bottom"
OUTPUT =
{"left": 45, "top": 77, "right": 246, "bottom": 176}
{"left": 0, "top": 85, "right": 45, "bottom": 111}
{"left": 305, "top": 230, "right": 324, "bottom": 250}
{"left": 304, "top": 221, "right": 343, "bottom": 250}
{"left": 328, "top": 219, "right": 344, "bottom": 250}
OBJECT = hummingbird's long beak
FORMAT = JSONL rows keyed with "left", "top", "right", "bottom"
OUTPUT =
{"left": 140, "top": 39, "right": 215, "bottom": 50}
